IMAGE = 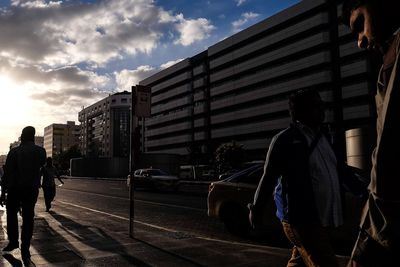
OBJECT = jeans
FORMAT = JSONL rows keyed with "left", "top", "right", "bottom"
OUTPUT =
{"left": 282, "top": 221, "right": 338, "bottom": 267}
{"left": 42, "top": 185, "right": 56, "bottom": 210}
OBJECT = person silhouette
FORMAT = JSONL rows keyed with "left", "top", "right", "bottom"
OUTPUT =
{"left": 41, "top": 157, "right": 64, "bottom": 212}
{"left": 0, "top": 126, "right": 46, "bottom": 264}
{"left": 249, "top": 89, "right": 367, "bottom": 267}
{"left": 342, "top": 1, "right": 400, "bottom": 266}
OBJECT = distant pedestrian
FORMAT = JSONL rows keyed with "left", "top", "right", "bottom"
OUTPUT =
{"left": 249, "top": 89, "right": 367, "bottom": 267}
{"left": 342, "top": 0, "right": 400, "bottom": 266}
{"left": 41, "top": 157, "right": 64, "bottom": 212}
{"left": 0, "top": 126, "right": 46, "bottom": 264}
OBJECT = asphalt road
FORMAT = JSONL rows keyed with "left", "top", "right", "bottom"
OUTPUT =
{"left": 56, "top": 178, "right": 291, "bottom": 249}
{"left": 55, "top": 178, "right": 361, "bottom": 256}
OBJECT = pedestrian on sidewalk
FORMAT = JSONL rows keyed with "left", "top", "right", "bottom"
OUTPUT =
{"left": 0, "top": 126, "right": 46, "bottom": 264}
{"left": 341, "top": 1, "right": 400, "bottom": 266}
{"left": 248, "top": 89, "right": 367, "bottom": 267}
{"left": 41, "top": 157, "right": 64, "bottom": 212}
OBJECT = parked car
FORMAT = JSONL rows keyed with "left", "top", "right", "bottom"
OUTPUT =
{"left": 217, "top": 160, "right": 265, "bottom": 180}
{"left": 208, "top": 161, "right": 367, "bottom": 254}
{"left": 179, "top": 165, "right": 216, "bottom": 181}
{"left": 128, "top": 168, "right": 179, "bottom": 191}
{"left": 207, "top": 163, "right": 265, "bottom": 236}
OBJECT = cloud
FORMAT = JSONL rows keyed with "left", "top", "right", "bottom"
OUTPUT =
{"left": 232, "top": 12, "right": 259, "bottom": 32}
{"left": 174, "top": 14, "right": 215, "bottom": 46}
{"left": 235, "top": 0, "right": 248, "bottom": 6}
{"left": 0, "top": 0, "right": 164, "bottom": 67}
{"left": 1, "top": 59, "right": 111, "bottom": 97}
{"left": 0, "top": 0, "right": 216, "bottom": 152}
{"left": 160, "top": 58, "right": 184, "bottom": 69}
{"left": 115, "top": 65, "right": 157, "bottom": 92}
{"left": 114, "top": 58, "right": 184, "bottom": 91}
{"left": 0, "top": 0, "right": 215, "bottom": 67}
{"left": 11, "top": 0, "right": 62, "bottom": 8}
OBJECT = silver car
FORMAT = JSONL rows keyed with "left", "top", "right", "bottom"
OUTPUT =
{"left": 128, "top": 168, "right": 179, "bottom": 191}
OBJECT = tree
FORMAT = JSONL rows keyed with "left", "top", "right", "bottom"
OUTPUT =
{"left": 214, "top": 141, "right": 245, "bottom": 174}
{"left": 53, "top": 145, "right": 82, "bottom": 171}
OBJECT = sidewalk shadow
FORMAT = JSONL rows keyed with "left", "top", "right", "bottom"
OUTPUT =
{"left": 48, "top": 210, "right": 150, "bottom": 266}
{"left": 3, "top": 254, "right": 23, "bottom": 267}
{"left": 31, "top": 216, "right": 84, "bottom": 265}
{"left": 0, "top": 208, "right": 23, "bottom": 267}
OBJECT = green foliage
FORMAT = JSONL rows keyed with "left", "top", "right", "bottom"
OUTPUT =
{"left": 214, "top": 141, "right": 245, "bottom": 173}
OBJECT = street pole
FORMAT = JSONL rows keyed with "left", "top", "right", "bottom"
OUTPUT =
{"left": 129, "top": 86, "right": 136, "bottom": 238}
{"left": 129, "top": 84, "right": 151, "bottom": 238}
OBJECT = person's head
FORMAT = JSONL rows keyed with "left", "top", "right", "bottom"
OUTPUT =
{"left": 20, "top": 126, "right": 35, "bottom": 143}
{"left": 289, "top": 88, "right": 325, "bottom": 129}
{"left": 342, "top": 0, "right": 399, "bottom": 52}
{"left": 46, "top": 157, "right": 53, "bottom": 166}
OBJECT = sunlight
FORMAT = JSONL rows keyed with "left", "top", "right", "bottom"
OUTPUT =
{"left": 0, "top": 75, "right": 36, "bottom": 153}
{"left": 0, "top": 75, "right": 32, "bottom": 125}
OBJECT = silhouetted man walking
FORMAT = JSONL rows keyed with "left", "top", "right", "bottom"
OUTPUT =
{"left": 249, "top": 89, "right": 367, "bottom": 267}
{"left": 342, "top": 1, "right": 400, "bottom": 266}
{"left": 0, "top": 126, "right": 46, "bottom": 264}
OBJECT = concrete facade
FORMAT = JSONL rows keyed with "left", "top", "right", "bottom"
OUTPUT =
{"left": 43, "top": 121, "right": 80, "bottom": 158}
{"left": 78, "top": 91, "right": 131, "bottom": 158}
{"left": 139, "top": 0, "right": 377, "bottom": 161}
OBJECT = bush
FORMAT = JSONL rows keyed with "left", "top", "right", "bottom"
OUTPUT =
{"left": 215, "top": 141, "right": 245, "bottom": 174}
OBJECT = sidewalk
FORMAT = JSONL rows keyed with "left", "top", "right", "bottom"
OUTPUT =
{"left": 1, "top": 194, "right": 350, "bottom": 267}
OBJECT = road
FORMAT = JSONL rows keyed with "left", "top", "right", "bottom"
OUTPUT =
{"left": 55, "top": 178, "right": 290, "bottom": 249}
{"left": 55, "top": 178, "right": 359, "bottom": 257}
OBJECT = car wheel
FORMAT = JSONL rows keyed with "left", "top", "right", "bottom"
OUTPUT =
{"left": 220, "top": 204, "right": 251, "bottom": 237}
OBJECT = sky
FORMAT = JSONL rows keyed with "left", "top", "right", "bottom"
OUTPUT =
{"left": 0, "top": 0, "right": 300, "bottom": 154}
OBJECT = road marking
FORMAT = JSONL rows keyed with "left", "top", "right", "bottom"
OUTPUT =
{"left": 61, "top": 188, "right": 204, "bottom": 212}
{"left": 56, "top": 200, "right": 283, "bottom": 250}
{"left": 58, "top": 200, "right": 128, "bottom": 221}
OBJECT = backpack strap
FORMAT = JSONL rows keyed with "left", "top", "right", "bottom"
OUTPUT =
{"left": 307, "top": 131, "right": 322, "bottom": 156}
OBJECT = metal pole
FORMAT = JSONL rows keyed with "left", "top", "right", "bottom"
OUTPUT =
{"left": 129, "top": 86, "right": 136, "bottom": 238}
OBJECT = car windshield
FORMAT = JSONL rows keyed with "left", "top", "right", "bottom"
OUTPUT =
{"left": 225, "top": 164, "right": 264, "bottom": 184}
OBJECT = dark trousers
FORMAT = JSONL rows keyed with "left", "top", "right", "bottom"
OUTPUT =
{"left": 42, "top": 185, "right": 56, "bottom": 210}
{"left": 6, "top": 187, "right": 39, "bottom": 250}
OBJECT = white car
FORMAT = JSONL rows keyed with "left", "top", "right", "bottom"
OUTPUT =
{"left": 128, "top": 168, "right": 179, "bottom": 191}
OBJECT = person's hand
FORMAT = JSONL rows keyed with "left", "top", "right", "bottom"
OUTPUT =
{"left": 248, "top": 203, "right": 262, "bottom": 230}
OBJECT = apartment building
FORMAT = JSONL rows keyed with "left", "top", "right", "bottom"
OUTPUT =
{"left": 139, "top": 0, "right": 376, "bottom": 161}
{"left": 43, "top": 121, "right": 80, "bottom": 158}
{"left": 78, "top": 91, "right": 131, "bottom": 158}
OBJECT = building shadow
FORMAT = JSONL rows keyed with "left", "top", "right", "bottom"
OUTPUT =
{"left": 48, "top": 210, "right": 150, "bottom": 266}
{"left": 30, "top": 216, "right": 84, "bottom": 266}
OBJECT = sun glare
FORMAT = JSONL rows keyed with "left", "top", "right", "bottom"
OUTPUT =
{"left": 0, "top": 75, "right": 32, "bottom": 123}
{"left": 0, "top": 75, "right": 37, "bottom": 153}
